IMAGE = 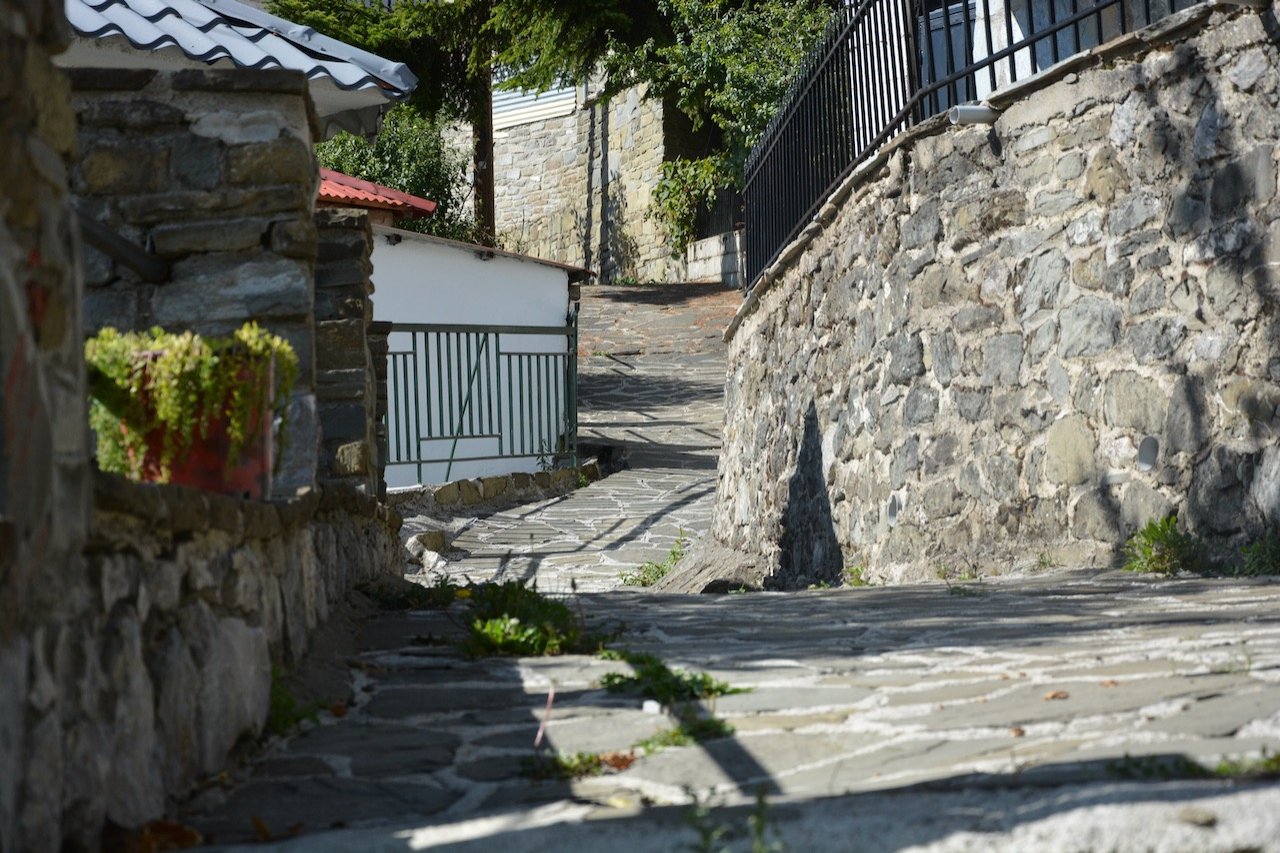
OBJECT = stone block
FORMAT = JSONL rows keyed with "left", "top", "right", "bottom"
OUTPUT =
{"left": 227, "top": 137, "right": 313, "bottom": 186}
{"left": 332, "top": 442, "right": 370, "bottom": 476}
{"left": 1058, "top": 297, "right": 1120, "bottom": 358}
{"left": 103, "top": 612, "right": 164, "bottom": 826}
{"left": 151, "top": 219, "right": 268, "bottom": 258}
{"left": 885, "top": 334, "right": 924, "bottom": 384}
{"left": 902, "top": 386, "right": 938, "bottom": 426}
{"left": 1017, "top": 250, "right": 1069, "bottom": 320}
{"left": 268, "top": 218, "right": 317, "bottom": 260}
{"left": 276, "top": 396, "right": 320, "bottom": 498}
{"left": 1128, "top": 317, "right": 1186, "bottom": 364}
{"left": 316, "top": 258, "right": 370, "bottom": 291}
{"left": 981, "top": 334, "right": 1023, "bottom": 387}
{"left": 315, "top": 320, "right": 367, "bottom": 371}
{"left": 318, "top": 402, "right": 368, "bottom": 444}
{"left": 317, "top": 368, "right": 369, "bottom": 401}
{"left": 480, "top": 476, "right": 510, "bottom": 501}
{"left": 1045, "top": 415, "right": 1096, "bottom": 486}
{"left": 1102, "top": 371, "right": 1167, "bottom": 434}
{"left": 77, "top": 141, "right": 169, "bottom": 195}
{"left": 154, "top": 256, "right": 313, "bottom": 325}
{"left": 74, "top": 97, "right": 185, "bottom": 129}
{"left": 169, "top": 135, "right": 223, "bottom": 190}
{"left": 459, "top": 479, "right": 483, "bottom": 505}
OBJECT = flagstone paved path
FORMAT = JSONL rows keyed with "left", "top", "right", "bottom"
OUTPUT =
{"left": 401, "top": 281, "right": 738, "bottom": 593}
{"left": 190, "top": 282, "right": 1280, "bottom": 851}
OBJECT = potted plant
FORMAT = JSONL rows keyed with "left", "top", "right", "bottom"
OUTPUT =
{"left": 85, "top": 322, "right": 299, "bottom": 500}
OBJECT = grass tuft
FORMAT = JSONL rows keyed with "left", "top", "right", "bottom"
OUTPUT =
{"left": 620, "top": 532, "right": 688, "bottom": 587}
{"left": 598, "top": 649, "right": 745, "bottom": 705}
{"left": 458, "top": 580, "right": 605, "bottom": 657}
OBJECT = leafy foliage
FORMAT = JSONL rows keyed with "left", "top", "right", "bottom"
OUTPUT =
{"left": 266, "top": 667, "right": 321, "bottom": 737}
{"left": 633, "top": 715, "right": 734, "bottom": 755}
{"left": 598, "top": 649, "right": 744, "bottom": 706}
{"left": 1122, "top": 515, "right": 1205, "bottom": 576}
{"left": 85, "top": 323, "right": 298, "bottom": 481}
{"left": 316, "top": 105, "right": 480, "bottom": 241}
{"left": 459, "top": 580, "right": 603, "bottom": 656}
{"left": 621, "top": 0, "right": 835, "bottom": 248}
{"left": 1238, "top": 530, "right": 1280, "bottom": 577}
{"left": 521, "top": 750, "right": 608, "bottom": 780}
{"left": 620, "top": 531, "right": 689, "bottom": 586}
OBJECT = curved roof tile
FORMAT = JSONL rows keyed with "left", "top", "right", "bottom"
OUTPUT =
{"left": 66, "top": 0, "right": 417, "bottom": 99}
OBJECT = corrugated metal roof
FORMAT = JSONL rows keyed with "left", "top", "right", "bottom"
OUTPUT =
{"left": 493, "top": 85, "right": 577, "bottom": 131}
{"left": 63, "top": 0, "right": 418, "bottom": 138}
{"left": 318, "top": 169, "right": 436, "bottom": 218}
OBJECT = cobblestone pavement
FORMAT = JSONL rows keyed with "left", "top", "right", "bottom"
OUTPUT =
{"left": 190, "top": 282, "right": 1280, "bottom": 850}
{"left": 196, "top": 573, "right": 1280, "bottom": 851}
{"left": 409, "top": 281, "right": 737, "bottom": 593}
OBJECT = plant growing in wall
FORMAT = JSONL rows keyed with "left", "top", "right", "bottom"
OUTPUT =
{"left": 85, "top": 323, "right": 298, "bottom": 499}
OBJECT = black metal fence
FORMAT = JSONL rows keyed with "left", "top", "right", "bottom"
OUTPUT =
{"left": 743, "top": 0, "right": 1188, "bottom": 288}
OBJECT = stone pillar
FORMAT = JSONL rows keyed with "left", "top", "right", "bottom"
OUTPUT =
{"left": 314, "top": 209, "right": 378, "bottom": 494}
{"left": 68, "top": 67, "right": 322, "bottom": 494}
{"left": 0, "top": 1, "right": 92, "bottom": 849}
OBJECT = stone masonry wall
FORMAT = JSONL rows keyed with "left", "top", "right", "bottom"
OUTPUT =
{"left": 712, "top": 4, "right": 1280, "bottom": 589}
{"left": 70, "top": 67, "right": 321, "bottom": 493}
{"left": 314, "top": 208, "right": 380, "bottom": 494}
{"left": 0, "top": 2, "right": 88, "bottom": 850}
{"left": 21, "top": 473, "right": 400, "bottom": 847}
{"left": 490, "top": 85, "right": 683, "bottom": 283}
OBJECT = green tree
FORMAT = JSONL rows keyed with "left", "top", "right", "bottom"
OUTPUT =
{"left": 269, "top": 0, "right": 500, "bottom": 243}
{"left": 315, "top": 105, "right": 479, "bottom": 241}
{"left": 611, "top": 0, "right": 835, "bottom": 250}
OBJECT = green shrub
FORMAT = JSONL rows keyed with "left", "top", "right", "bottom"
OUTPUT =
{"left": 1239, "top": 531, "right": 1280, "bottom": 577}
{"left": 458, "top": 580, "right": 602, "bottom": 657}
{"left": 1123, "top": 515, "right": 1204, "bottom": 575}
{"left": 633, "top": 716, "right": 735, "bottom": 755}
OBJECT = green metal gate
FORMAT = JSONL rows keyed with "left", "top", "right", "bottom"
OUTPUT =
{"left": 385, "top": 315, "right": 578, "bottom": 485}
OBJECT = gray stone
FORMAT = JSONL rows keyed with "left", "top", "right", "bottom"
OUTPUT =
{"left": 1027, "top": 320, "right": 1058, "bottom": 365}
{"left": 276, "top": 392, "right": 318, "bottom": 495}
{"left": 954, "top": 388, "right": 990, "bottom": 422}
{"left": 1059, "top": 298, "right": 1120, "bottom": 358}
{"left": 1045, "top": 415, "right": 1096, "bottom": 486}
{"left": 1164, "top": 376, "right": 1209, "bottom": 455}
{"left": 1250, "top": 446, "right": 1280, "bottom": 525}
{"left": 902, "top": 387, "right": 939, "bottom": 426}
{"left": 1018, "top": 250, "right": 1069, "bottom": 320}
{"left": 890, "top": 437, "right": 920, "bottom": 489}
{"left": 1102, "top": 371, "right": 1166, "bottom": 434}
{"left": 953, "top": 305, "right": 1002, "bottom": 332}
{"left": 1227, "top": 47, "right": 1269, "bottom": 91}
{"left": 1128, "top": 317, "right": 1187, "bottom": 364}
{"left": 982, "top": 335, "right": 1023, "bottom": 387}
{"left": 155, "top": 256, "right": 313, "bottom": 325}
{"left": 1129, "top": 278, "right": 1165, "bottom": 314}
{"left": 0, "top": 640, "right": 28, "bottom": 853}
{"left": 886, "top": 334, "right": 925, "bottom": 384}
{"left": 928, "top": 332, "right": 961, "bottom": 386}
{"left": 103, "top": 613, "right": 163, "bottom": 826}
{"left": 900, "top": 201, "right": 941, "bottom": 250}
{"left": 921, "top": 481, "right": 963, "bottom": 519}
{"left": 1109, "top": 193, "right": 1162, "bottom": 235}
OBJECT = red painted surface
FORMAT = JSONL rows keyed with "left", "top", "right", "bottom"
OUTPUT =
{"left": 135, "top": 405, "right": 273, "bottom": 500}
{"left": 317, "top": 169, "right": 437, "bottom": 219}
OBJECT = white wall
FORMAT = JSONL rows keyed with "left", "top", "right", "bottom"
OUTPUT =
{"left": 370, "top": 227, "right": 575, "bottom": 487}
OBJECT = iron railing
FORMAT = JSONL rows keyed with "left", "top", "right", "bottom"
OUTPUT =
{"left": 385, "top": 317, "right": 578, "bottom": 485}
{"left": 744, "top": 0, "right": 1188, "bottom": 287}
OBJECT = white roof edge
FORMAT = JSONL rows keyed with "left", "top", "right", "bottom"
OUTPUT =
{"left": 371, "top": 224, "right": 595, "bottom": 282}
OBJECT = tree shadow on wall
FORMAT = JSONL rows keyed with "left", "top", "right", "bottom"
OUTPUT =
{"left": 1081, "top": 14, "right": 1280, "bottom": 558}
{"left": 774, "top": 402, "right": 842, "bottom": 589}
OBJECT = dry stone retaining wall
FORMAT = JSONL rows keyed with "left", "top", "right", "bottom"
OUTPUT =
{"left": 712, "top": 4, "right": 1280, "bottom": 588}
{"left": 489, "top": 85, "right": 683, "bottom": 283}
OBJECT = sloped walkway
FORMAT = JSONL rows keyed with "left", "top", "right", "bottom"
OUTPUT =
{"left": 189, "top": 282, "right": 1280, "bottom": 851}
{"left": 194, "top": 574, "right": 1280, "bottom": 850}
{"left": 409, "top": 282, "right": 739, "bottom": 593}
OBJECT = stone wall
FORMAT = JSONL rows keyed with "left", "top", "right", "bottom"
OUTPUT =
{"left": 70, "top": 67, "right": 321, "bottom": 493}
{"left": 490, "top": 85, "right": 682, "bottom": 283}
{"left": 314, "top": 209, "right": 380, "bottom": 494}
{"left": 710, "top": 4, "right": 1280, "bottom": 588}
{"left": 14, "top": 472, "right": 400, "bottom": 846}
{"left": 0, "top": 2, "right": 87, "bottom": 851}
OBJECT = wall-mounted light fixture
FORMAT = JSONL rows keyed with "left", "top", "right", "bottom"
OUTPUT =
{"left": 888, "top": 494, "right": 901, "bottom": 528}
{"left": 1137, "top": 436, "right": 1159, "bottom": 472}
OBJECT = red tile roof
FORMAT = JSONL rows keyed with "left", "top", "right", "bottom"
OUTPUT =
{"left": 317, "top": 169, "right": 437, "bottom": 218}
